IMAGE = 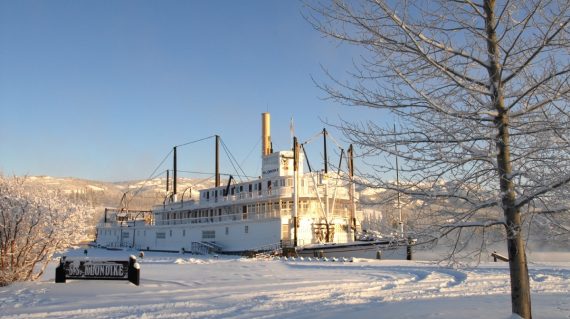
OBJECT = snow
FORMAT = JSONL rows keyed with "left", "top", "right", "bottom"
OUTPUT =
{"left": 87, "top": 185, "right": 105, "bottom": 192}
{"left": 0, "top": 248, "right": 568, "bottom": 319}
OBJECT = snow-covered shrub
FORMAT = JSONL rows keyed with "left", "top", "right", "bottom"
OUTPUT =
{"left": 0, "top": 176, "right": 90, "bottom": 286}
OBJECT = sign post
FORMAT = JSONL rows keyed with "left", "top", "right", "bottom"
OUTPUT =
{"left": 55, "top": 255, "right": 140, "bottom": 286}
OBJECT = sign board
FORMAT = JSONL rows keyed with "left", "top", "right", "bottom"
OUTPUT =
{"left": 56, "top": 256, "right": 140, "bottom": 285}
{"left": 262, "top": 151, "right": 303, "bottom": 178}
{"left": 63, "top": 260, "right": 129, "bottom": 280}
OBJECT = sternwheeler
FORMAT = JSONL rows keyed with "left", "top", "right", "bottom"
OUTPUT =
{"left": 96, "top": 113, "right": 411, "bottom": 259}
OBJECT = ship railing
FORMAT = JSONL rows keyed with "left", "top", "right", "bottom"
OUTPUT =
{"left": 156, "top": 200, "right": 197, "bottom": 211}
{"left": 154, "top": 209, "right": 282, "bottom": 226}
{"left": 281, "top": 239, "right": 305, "bottom": 248}
{"left": 177, "top": 187, "right": 351, "bottom": 207}
{"left": 197, "top": 187, "right": 298, "bottom": 204}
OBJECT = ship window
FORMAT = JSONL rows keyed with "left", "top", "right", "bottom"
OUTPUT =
{"left": 242, "top": 206, "right": 247, "bottom": 219}
{"left": 254, "top": 184, "right": 257, "bottom": 191}
{"left": 249, "top": 184, "right": 252, "bottom": 192}
{"left": 202, "top": 230, "right": 215, "bottom": 239}
{"left": 240, "top": 185, "right": 243, "bottom": 192}
{"left": 231, "top": 187, "right": 235, "bottom": 195}
{"left": 258, "top": 182, "right": 262, "bottom": 190}
{"left": 156, "top": 232, "right": 166, "bottom": 239}
{"left": 245, "top": 225, "right": 249, "bottom": 234}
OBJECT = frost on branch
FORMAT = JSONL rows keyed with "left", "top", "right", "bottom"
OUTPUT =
{"left": 0, "top": 176, "right": 91, "bottom": 286}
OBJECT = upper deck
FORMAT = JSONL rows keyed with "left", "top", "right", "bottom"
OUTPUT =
{"left": 153, "top": 171, "right": 354, "bottom": 213}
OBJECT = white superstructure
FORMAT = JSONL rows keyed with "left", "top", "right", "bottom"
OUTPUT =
{"left": 96, "top": 113, "right": 373, "bottom": 255}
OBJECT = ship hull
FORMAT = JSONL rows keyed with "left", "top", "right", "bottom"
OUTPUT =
{"left": 297, "top": 240, "right": 410, "bottom": 259}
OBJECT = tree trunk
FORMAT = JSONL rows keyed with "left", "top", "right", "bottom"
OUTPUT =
{"left": 496, "top": 112, "right": 532, "bottom": 319}
{"left": 484, "top": 0, "right": 532, "bottom": 317}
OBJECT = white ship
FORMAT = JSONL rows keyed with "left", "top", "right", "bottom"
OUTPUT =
{"left": 96, "top": 113, "right": 411, "bottom": 259}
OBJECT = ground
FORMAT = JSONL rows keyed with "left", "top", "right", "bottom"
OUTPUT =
{"left": 0, "top": 248, "right": 568, "bottom": 318}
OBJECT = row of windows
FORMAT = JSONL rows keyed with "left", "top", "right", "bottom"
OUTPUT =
{"left": 163, "top": 200, "right": 293, "bottom": 220}
{"left": 200, "top": 178, "right": 294, "bottom": 199}
{"left": 101, "top": 224, "right": 254, "bottom": 240}
{"left": 151, "top": 226, "right": 250, "bottom": 240}
{"left": 160, "top": 199, "right": 332, "bottom": 222}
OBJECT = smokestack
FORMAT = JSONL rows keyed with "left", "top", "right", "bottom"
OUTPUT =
{"left": 262, "top": 113, "right": 271, "bottom": 157}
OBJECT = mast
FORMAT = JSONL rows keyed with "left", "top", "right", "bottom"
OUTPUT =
{"left": 166, "top": 169, "right": 170, "bottom": 195}
{"left": 215, "top": 135, "right": 220, "bottom": 188}
{"left": 173, "top": 146, "right": 177, "bottom": 202}
{"left": 348, "top": 144, "right": 357, "bottom": 241}
{"left": 323, "top": 128, "right": 329, "bottom": 235}
{"left": 394, "top": 124, "right": 403, "bottom": 236}
{"left": 293, "top": 136, "right": 299, "bottom": 247}
{"left": 323, "top": 128, "right": 328, "bottom": 174}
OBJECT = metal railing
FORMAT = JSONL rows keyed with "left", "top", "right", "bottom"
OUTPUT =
{"left": 191, "top": 241, "right": 223, "bottom": 255}
{"left": 154, "top": 210, "right": 281, "bottom": 226}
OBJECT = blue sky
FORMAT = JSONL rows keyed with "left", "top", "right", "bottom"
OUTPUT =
{"left": 0, "top": 0, "right": 386, "bottom": 182}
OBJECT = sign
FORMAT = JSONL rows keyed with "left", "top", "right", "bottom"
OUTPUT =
{"left": 64, "top": 260, "right": 128, "bottom": 280}
{"left": 261, "top": 151, "right": 302, "bottom": 178}
{"left": 56, "top": 256, "right": 140, "bottom": 285}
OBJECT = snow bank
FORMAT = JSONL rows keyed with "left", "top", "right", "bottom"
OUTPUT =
{"left": 0, "top": 248, "right": 568, "bottom": 319}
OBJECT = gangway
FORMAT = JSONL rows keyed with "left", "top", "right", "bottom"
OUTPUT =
{"left": 191, "top": 241, "right": 223, "bottom": 255}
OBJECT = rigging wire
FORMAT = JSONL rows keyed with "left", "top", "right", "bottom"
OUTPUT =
{"left": 240, "top": 136, "right": 261, "bottom": 168}
{"left": 326, "top": 133, "right": 344, "bottom": 150}
{"left": 175, "top": 135, "right": 215, "bottom": 148}
{"left": 177, "top": 170, "right": 256, "bottom": 179}
{"left": 125, "top": 148, "right": 173, "bottom": 207}
{"left": 301, "top": 129, "right": 348, "bottom": 174}
{"left": 220, "top": 138, "right": 248, "bottom": 183}
{"left": 125, "top": 135, "right": 213, "bottom": 207}
{"left": 301, "top": 130, "right": 323, "bottom": 146}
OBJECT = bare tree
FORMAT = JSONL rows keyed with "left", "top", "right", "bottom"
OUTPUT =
{"left": 0, "top": 177, "right": 90, "bottom": 286}
{"left": 306, "top": 0, "right": 569, "bottom": 317}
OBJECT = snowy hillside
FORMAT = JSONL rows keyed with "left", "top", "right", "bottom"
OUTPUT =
{"left": 0, "top": 248, "right": 568, "bottom": 319}
{"left": 21, "top": 176, "right": 214, "bottom": 211}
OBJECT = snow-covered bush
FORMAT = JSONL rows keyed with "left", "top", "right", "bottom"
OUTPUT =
{"left": 0, "top": 176, "right": 90, "bottom": 286}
